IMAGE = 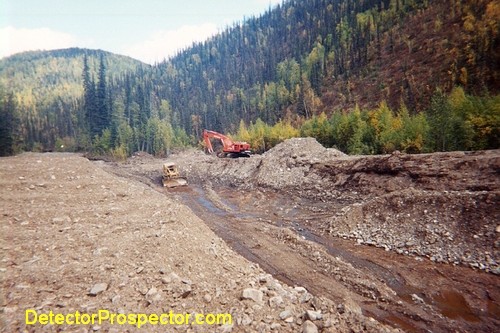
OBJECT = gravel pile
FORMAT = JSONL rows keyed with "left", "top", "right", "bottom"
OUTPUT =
{"left": 326, "top": 189, "right": 499, "bottom": 274}
{"left": 175, "top": 138, "right": 346, "bottom": 191}
{"left": 255, "top": 138, "right": 346, "bottom": 190}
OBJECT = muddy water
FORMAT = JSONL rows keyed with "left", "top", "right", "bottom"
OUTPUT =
{"left": 432, "top": 291, "right": 480, "bottom": 322}
{"left": 169, "top": 185, "right": 499, "bottom": 332}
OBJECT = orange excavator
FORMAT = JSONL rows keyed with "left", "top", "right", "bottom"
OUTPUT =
{"left": 203, "top": 129, "right": 251, "bottom": 158}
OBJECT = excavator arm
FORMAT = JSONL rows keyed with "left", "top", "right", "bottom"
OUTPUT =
{"left": 203, "top": 131, "right": 215, "bottom": 154}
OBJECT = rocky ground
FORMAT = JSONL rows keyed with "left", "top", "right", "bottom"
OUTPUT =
{"left": 1, "top": 152, "right": 399, "bottom": 333}
{"left": 2, "top": 140, "right": 499, "bottom": 333}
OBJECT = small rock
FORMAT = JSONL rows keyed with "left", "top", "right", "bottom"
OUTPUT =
{"left": 411, "top": 294, "right": 424, "bottom": 304}
{"left": 218, "top": 324, "right": 233, "bottom": 333}
{"left": 88, "top": 283, "right": 108, "bottom": 296}
{"left": 300, "top": 292, "right": 313, "bottom": 303}
{"left": 258, "top": 274, "right": 270, "bottom": 283}
{"left": 241, "top": 314, "right": 252, "bottom": 326}
{"left": 145, "top": 287, "right": 158, "bottom": 298}
{"left": 270, "top": 323, "right": 281, "bottom": 330}
{"left": 496, "top": 225, "right": 500, "bottom": 233}
{"left": 162, "top": 272, "right": 180, "bottom": 284}
{"left": 269, "top": 295, "right": 284, "bottom": 308}
{"left": 302, "top": 320, "right": 318, "bottom": 333}
{"left": 294, "top": 286, "right": 307, "bottom": 293}
{"left": 242, "top": 288, "right": 263, "bottom": 303}
{"left": 203, "top": 294, "right": 212, "bottom": 303}
{"left": 178, "top": 284, "right": 192, "bottom": 298}
{"left": 279, "top": 310, "right": 292, "bottom": 320}
{"left": 305, "top": 310, "right": 322, "bottom": 321}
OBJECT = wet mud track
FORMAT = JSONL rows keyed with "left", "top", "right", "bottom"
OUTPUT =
{"left": 168, "top": 184, "right": 499, "bottom": 333}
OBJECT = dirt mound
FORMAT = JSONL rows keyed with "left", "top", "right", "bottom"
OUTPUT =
{"left": 262, "top": 137, "right": 345, "bottom": 162}
{"left": 253, "top": 138, "right": 346, "bottom": 189}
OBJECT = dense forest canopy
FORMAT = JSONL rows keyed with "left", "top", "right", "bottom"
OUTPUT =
{"left": 0, "top": 0, "right": 498, "bottom": 157}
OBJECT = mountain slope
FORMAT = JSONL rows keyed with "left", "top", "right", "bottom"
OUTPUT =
{"left": 0, "top": 48, "right": 149, "bottom": 150}
{"left": 153, "top": 0, "right": 499, "bottom": 133}
{"left": 321, "top": 0, "right": 500, "bottom": 111}
{"left": 0, "top": 0, "right": 498, "bottom": 154}
{"left": 0, "top": 48, "right": 148, "bottom": 107}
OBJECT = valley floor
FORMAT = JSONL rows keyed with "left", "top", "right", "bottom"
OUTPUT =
{"left": 1, "top": 142, "right": 499, "bottom": 332}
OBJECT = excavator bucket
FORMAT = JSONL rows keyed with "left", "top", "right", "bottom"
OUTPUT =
{"left": 162, "top": 162, "right": 188, "bottom": 188}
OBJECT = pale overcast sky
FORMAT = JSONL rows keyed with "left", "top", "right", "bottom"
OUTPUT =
{"left": 1, "top": 0, "right": 282, "bottom": 64}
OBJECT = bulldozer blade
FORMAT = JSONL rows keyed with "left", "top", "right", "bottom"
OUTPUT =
{"left": 162, "top": 178, "right": 188, "bottom": 188}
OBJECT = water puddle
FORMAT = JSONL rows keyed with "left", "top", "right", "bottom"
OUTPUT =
{"left": 287, "top": 221, "right": 408, "bottom": 290}
{"left": 383, "top": 314, "right": 420, "bottom": 332}
{"left": 432, "top": 290, "right": 481, "bottom": 322}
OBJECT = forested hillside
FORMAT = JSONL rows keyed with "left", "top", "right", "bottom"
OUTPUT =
{"left": 1, "top": 0, "right": 498, "bottom": 156}
{"left": 0, "top": 48, "right": 148, "bottom": 153}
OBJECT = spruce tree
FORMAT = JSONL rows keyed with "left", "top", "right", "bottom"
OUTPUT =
{"left": 82, "top": 55, "right": 97, "bottom": 137}
{"left": 0, "top": 93, "right": 16, "bottom": 156}
{"left": 96, "top": 54, "right": 109, "bottom": 135}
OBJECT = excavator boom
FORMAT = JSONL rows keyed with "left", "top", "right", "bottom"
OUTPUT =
{"left": 203, "top": 129, "right": 251, "bottom": 158}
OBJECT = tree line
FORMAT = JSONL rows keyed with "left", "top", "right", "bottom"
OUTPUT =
{"left": 0, "top": 90, "right": 18, "bottom": 156}
{"left": 231, "top": 87, "right": 499, "bottom": 154}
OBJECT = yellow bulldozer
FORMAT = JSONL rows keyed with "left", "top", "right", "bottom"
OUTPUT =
{"left": 162, "top": 162, "right": 188, "bottom": 188}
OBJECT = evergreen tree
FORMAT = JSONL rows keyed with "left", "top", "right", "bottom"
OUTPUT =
{"left": 426, "top": 90, "right": 453, "bottom": 151}
{"left": 96, "top": 54, "right": 110, "bottom": 135}
{"left": 82, "top": 55, "right": 97, "bottom": 137}
{"left": 0, "top": 92, "right": 17, "bottom": 156}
